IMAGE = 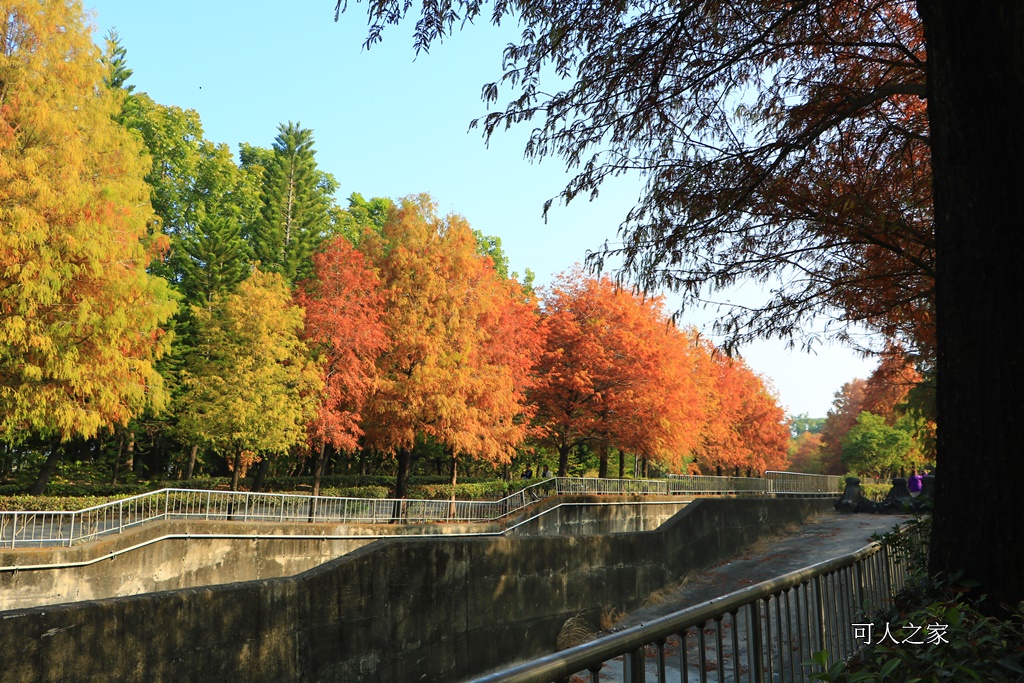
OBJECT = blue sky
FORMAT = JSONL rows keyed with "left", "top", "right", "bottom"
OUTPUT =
{"left": 85, "top": 0, "right": 876, "bottom": 418}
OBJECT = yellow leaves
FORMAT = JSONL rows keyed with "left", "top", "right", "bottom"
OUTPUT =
{"left": 175, "top": 268, "right": 320, "bottom": 459}
{"left": 1, "top": 0, "right": 175, "bottom": 440}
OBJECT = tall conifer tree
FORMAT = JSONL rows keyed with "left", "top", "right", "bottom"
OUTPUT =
{"left": 249, "top": 123, "right": 337, "bottom": 284}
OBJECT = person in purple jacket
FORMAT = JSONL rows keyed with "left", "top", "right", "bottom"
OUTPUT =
{"left": 908, "top": 469, "right": 923, "bottom": 495}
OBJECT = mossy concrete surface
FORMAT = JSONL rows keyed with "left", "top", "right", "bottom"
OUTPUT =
{"left": 0, "top": 496, "right": 834, "bottom": 682}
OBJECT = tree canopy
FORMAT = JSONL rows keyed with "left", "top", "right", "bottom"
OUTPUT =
{"left": 1, "top": 0, "right": 176, "bottom": 441}
{"left": 336, "top": 0, "right": 932, "bottom": 359}
{"left": 335, "top": 0, "right": 1024, "bottom": 610}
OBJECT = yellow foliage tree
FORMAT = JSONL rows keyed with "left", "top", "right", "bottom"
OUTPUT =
{"left": 0, "top": 1, "right": 176, "bottom": 444}
{"left": 176, "top": 269, "right": 320, "bottom": 490}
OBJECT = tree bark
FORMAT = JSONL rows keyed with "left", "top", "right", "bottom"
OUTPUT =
{"left": 127, "top": 430, "right": 139, "bottom": 478}
{"left": 185, "top": 444, "right": 199, "bottom": 481}
{"left": 557, "top": 443, "right": 571, "bottom": 477}
{"left": 110, "top": 431, "right": 124, "bottom": 485}
{"left": 920, "top": 0, "right": 1024, "bottom": 613}
{"left": 448, "top": 454, "right": 458, "bottom": 518}
{"left": 597, "top": 442, "right": 609, "bottom": 479}
{"left": 29, "top": 440, "right": 62, "bottom": 495}
{"left": 312, "top": 442, "right": 328, "bottom": 498}
{"left": 252, "top": 456, "right": 269, "bottom": 492}
{"left": 392, "top": 447, "right": 413, "bottom": 522}
{"left": 230, "top": 449, "right": 243, "bottom": 491}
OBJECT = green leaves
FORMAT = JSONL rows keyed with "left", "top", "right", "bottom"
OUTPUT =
{"left": 247, "top": 123, "right": 339, "bottom": 284}
{"left": 175, "top": 269, "right": 320, "bottom": 485}
{"left": 841, "top": 412, "right": 916, "bottom": 479}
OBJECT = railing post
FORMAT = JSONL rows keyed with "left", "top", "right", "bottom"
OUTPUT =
{"left": 750, "top": 600, "right": 765, "bottom": 683}
{"left": 623, "top": 646, "right": 645, "bottom": 683}
{"left": 814, "top": 575, "right": 827, "bottom": 657}
{"left": 11, "top": 511, "right": 18, "bottom": 549}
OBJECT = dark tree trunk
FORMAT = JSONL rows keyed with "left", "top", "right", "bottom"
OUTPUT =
{"left": 110, "top": 431, "right": 124, "bottom": 485}
{"left": 185, "top": 444, "right": 199, "bottom": 481}
{"left": 448, "top": 453, "right": 458, "bottom": 517}
{"left": 312, "top": 442, "right": 328, "bottom": 498}
{"left": 252, "top": 457, "right": 269, "bottom": 492}
{"left": 230, "top": 450, "right": 243, "bottom": 491}
{"left": 618, "top": 449, "right": 625, "bottom": 479}
{"left": 920, "top": 0, "right": 1024, "bottom": 613}
{"left": 394, "top": 448, "right": 412, "bottom": 499}
{"left": 597, "top": 442, "right": 609, "bottom": 479}
{"left": 557, "top": 443, "right": 571, "bottom": 477}
{"left": 125, "top": 431, "right": 137, "bottom": 477}
{"left": 309, "top": 442, "right": 329, "bottom": 522}
{"left": 29, "top": 440, "right": 62, "bottom": 495}
{"left": 392, "top": 447, "right": 413, "bottom": 522}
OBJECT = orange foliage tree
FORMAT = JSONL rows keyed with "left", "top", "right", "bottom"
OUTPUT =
{"left": 789, "top": 432, "right": 826, "bottom": 475}
{"left": 692, "top": 346, "right": 789, "bottom": 476}
{"left": 298, "top": 236, "right": 388, "bottom": 497}
{"left": 861, "top": 346, "right": 924, "bottom": 419}
{"left": 532, "top": 270, "right": 703, "bottom": 477}
{"left": 358, "top": 196, "right": 541, "bottom": 499}
{"left": 819, "top": 379, "right": 869, "bottom": 475}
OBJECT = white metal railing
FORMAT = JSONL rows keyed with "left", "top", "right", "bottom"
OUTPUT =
{"left": 0, "top": 473, "right": 842, "bottom": 549}
{"left": 764, "top": 470, "right": 845, "bottom": 495}
{"left": 463, "top": 520, "right": 928, "bottom": 683}
{"left": 667, "top": 474, "right": 765, "bottom": 494}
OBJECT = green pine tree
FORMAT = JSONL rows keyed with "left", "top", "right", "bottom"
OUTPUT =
{"left": 180, "top": 216, "right": 253, "bottom": 306}
{"left": 248, "top": 122, "right": 338, "bottom": 284}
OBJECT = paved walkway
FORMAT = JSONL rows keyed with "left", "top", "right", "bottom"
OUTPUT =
{"left": 581, "top": 511, "right": 912, "bottom": 683}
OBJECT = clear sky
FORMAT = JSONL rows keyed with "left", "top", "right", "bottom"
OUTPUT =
{"left": 85, "top": 0, "right": 877, "bottom": 418}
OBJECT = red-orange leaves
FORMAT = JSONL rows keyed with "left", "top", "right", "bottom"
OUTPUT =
{"left": 532, "top": 270, "right": 704, "bottom": 476}
{"left": 299, "top": 237, "right": 387, "bottom": 453}
{"left": 693, "top": 346, "right": 789, "bottom": 475}
{"left": 357, "top": 196, "right": 542, "bottom": 496}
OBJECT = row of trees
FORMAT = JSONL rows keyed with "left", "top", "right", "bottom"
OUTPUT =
{"left": 789, "top": 348, "right": 934, "bottom": 478}
{"left": 0, "top": 2, "right": 788, "bottom": 498}
{"left": 329, "top": 0, "right": 1024, "bottom": 610}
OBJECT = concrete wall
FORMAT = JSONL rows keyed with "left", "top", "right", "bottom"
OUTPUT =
{"left": 0, "top": 497, "right": 834, "bottom": 683}
{"left": 0, "top": 497, "right": 688, "bottom": 611}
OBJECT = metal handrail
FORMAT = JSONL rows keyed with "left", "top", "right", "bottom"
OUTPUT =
{"left": 463, "top": 521, "right": 927, "bottom": 683}
{"left": 1, "top": 473, "right": 843, "bottom": 549}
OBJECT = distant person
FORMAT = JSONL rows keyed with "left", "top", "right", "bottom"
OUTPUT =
{"left": 908, "top": 469, "right": 923, "bottom": 495}
{"left": 524, "top": 467, "right": 533, "bottom": 479}
{"left": 542, "top": 465, "right": 551, "bottom": 478}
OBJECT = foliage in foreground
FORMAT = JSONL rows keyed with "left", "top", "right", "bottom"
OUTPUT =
{"left": 807, "top": 597, "right": 1024, "bottom": 682}
{"left": 806, "top": 519, "right": 1024, "bottom": 682}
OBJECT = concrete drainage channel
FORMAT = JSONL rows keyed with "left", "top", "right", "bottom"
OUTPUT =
{"left": 0, "top": 496, "right": 690, "bottom": 611}
{"left": 0, "top": 498, "right": 839, "bottom": 683}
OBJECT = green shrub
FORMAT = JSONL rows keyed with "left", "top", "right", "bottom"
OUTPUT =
{"left": 0, "top": 495, "right": 128, "bottom": 512}
{"left": 318, "top": 486, "right": 391, "bottom": 499}
{"left": 860, "top": 483, "right": 892, "bottom": 501}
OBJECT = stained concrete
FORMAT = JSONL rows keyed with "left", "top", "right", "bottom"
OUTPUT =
{"left": 0, "top": 496, "right": 689, "bottom": 611}
{"left": 0, "top": 496, "right": 836, "bottom": 683}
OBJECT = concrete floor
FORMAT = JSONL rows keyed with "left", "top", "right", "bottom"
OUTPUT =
{"left": 568, "top": 511, "right": 912, "bottom": 683}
